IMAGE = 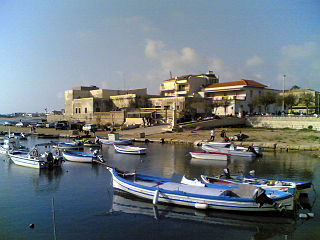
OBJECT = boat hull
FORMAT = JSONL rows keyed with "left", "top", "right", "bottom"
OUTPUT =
{"left": 9, "top": 154, "right": 46, "bottom": 169}
{"left": 99, "top": 138, "right": 132, "bottom": 145}
{"left": 108, "top": 168, "right": 294, "bottom": 212}
{"left": 114, "top": 145, "right": 147, "bottom": 155}
{"left": 189, "top": 152, "right": 229, "bottom": 160}
{"left": 202, "top": 145, "right": 256, "bottom": 157}
{"left": 62, "top": 151, "right": 96, "bottom": 163}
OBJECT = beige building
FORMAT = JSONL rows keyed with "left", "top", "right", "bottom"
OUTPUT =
{"left": 65, "top": 86, "right": 147, "bottom": 116}
{"left": 203, "top": 79, "right": 280, "bottom": 116}
{"left": 280, "top": 88, "right": 320, "bottom": 114}
{"left": 160, "top": 71, "right": 219, "bottom": 97}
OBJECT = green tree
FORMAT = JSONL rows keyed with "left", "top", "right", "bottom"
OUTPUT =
{"left": 300, "top": 93, "right": 315, "bottom": 114}
{"left": 247, "top": 97, "right": 259, "bottom": 114}
{"left": 285, "top": 94, "right": 298, "bottom": 113}
{"left": 258, "top": 93, "right": 276, "bottom": 113}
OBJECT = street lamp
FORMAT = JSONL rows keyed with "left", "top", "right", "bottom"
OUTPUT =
{"left": 282, "top": 75, "right": 286, "bottom": 113}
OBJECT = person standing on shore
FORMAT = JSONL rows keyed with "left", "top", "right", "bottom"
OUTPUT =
{"left": 210, "top": 128, "right": 215, "bottom": 141}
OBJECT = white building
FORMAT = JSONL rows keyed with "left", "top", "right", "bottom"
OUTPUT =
{"left": 203, "top": 79, "right": 280, "bottom": 116}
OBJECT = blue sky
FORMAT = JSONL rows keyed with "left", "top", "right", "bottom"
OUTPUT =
{"left": 0, "top": 0, "right": 319, "bottom": 113}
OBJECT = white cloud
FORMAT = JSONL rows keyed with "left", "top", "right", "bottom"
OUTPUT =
{"left": 144, "top": 39, "right": 236, "bottom": 83}
{"left": 278, "top": 42, "right": 320, "bottom": 90}
{"left": 246, "top": 56, "right": 264, "bottom": 66}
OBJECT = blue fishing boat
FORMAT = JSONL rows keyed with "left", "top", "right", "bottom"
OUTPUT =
{"left": 201, "top": 168, "right": 312, "bottom": 194}
{"left": 107, "top": 167, "right": 294, "bottom": 212}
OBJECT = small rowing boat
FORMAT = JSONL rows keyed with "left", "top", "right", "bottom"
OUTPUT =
{"left": 201, "top": 168, "right": 312, "bottom": 194}
{"left": 114, "top": 145, "right": 147, "bottom": 155}
{"left": 62, "top": 150, "right": 104, "bottom": 163}
{"left": 189, "top": 151, "right": 230, "bottom": 161}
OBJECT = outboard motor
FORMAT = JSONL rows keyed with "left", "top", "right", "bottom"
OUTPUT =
{"left": 248, "top": 146, "right": 262, "bottom": 157}
{"left": 92, "top": 149, "right": 99, "bottom": 157}
{"left": 223, "top": 168, "right": 232, "bottom": 179}
{"left": 253, "top": 188, "right": 274, "bottom": 207}
{"left": 46, "top": 152, "right": 54, "bottom": 169}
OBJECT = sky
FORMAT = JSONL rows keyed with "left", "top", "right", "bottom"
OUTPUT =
{"left": 0, "top": 0, "right": 319, "bottom": 113}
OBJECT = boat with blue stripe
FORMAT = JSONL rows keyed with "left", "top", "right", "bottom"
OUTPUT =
{"left": 107, "top": 167, "right": 294, "bottom": 212}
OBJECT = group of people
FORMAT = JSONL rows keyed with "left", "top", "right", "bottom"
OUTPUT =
{"left": 142, "top": 116, "right": 153, "bottom": 127}
{"left": 210, "top": 128, "right": 245, "bottom": 142}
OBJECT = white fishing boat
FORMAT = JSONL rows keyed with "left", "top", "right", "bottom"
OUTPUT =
{"left": 97, "top": 133, "right": 132, "bottom": 145}
{"left": 0, "top": 138, "right": 29, "bottom": 155}
{"left": 189, "top": 151, "right": 229, "bottom": 161}
{"left": 202, "top": 143, "right": 261, "bottom": 158}
{"left": 114, "top": 145, "right": 147, "bottom": 155}
{"left": 8, "top": 143, "right": 63, "bottom": 169}
{"left": 62, "top": 150, "right": 104, "bottom": 163}
{"left": 107, "top": 167, "right": 294, "bottom": 212}
{"left": 54, "top": 140, "right": 84, "bottom": 150}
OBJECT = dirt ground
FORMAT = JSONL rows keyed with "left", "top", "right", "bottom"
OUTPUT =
{"left": 145, "top": 127, "right": 320, "bottom": 147}
{"left": 1, "top": 125, "right": 320, "bottom": 149}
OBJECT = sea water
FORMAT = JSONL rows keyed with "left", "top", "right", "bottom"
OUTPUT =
{"left": 0, "top": 137, "right": 319, "bottom": 239}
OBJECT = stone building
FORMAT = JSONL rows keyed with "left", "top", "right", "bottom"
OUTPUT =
{"left": 160, "top": 71, "right": 219, "bottom": 97}
{"left": 279, "top": 88, "right": 320, "bottom": 114}
{"left": 61, "top": 86, "right": 148, "bottom": 124}
{"left": 65, "top": 86, "right": 147, "bottom": 115}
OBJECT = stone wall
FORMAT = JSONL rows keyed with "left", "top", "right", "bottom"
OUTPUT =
{"left": 246, "top": 116, "right": 320, "bottom": 130}
{"left": 47, "top": 111, "right": 126, "bottom": 125}
{"left": 179, "top": 117, "right": 247, "bottom": 129}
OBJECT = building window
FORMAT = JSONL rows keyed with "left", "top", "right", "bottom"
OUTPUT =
{"left": 96, "top": 108, "right": 100, "bottom": 112}
{"left": 78, "top": 108, "right": 81, "bottom": 114}
{"left": 85, "top": 108, "right": 87, "bottom": 113}
{"left": 75, "top": 108, "right": 78, "bottom": 114}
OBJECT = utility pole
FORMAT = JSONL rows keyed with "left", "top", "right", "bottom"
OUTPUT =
{"left": 282, "top": 75, "right": 286, "bottom": 113}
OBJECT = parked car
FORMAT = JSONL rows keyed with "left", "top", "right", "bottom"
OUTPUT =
{"left": 83, "top": 124, "right": 97, "bottom": 132}
{"left": 36, "top": 122, "right": 47, "bottom": 128}
{"left": 46, "top": 122, "right": 55, "bottom": 128}
{"left": 16, "top": 122, "right": 25, "bottom": 127}
{"left": 3, "top": 121, "right": 13, "bottom": 126}
{"left": 55, "top": 121, "right": 69, "bottom": 130}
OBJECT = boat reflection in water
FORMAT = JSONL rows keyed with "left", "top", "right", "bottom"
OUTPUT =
{"left": 111, "top": 191, "right": 297, "bottom": 240}
{"left": 7, "top": 161, "right": 63, "bottom": 193}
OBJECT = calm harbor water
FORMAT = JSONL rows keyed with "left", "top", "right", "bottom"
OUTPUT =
{"left": 0, "top": 137, "right": 319, "bottom": 240}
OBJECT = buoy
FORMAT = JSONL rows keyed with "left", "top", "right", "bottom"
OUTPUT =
{"left": 153, "top": 189, "right": 159, "bottom": 205}
{"left": 195, "top": 203, "right": 208, "bottom": 210}
{"left": 29, "top": 223, "right": 35, "bottom": 229}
